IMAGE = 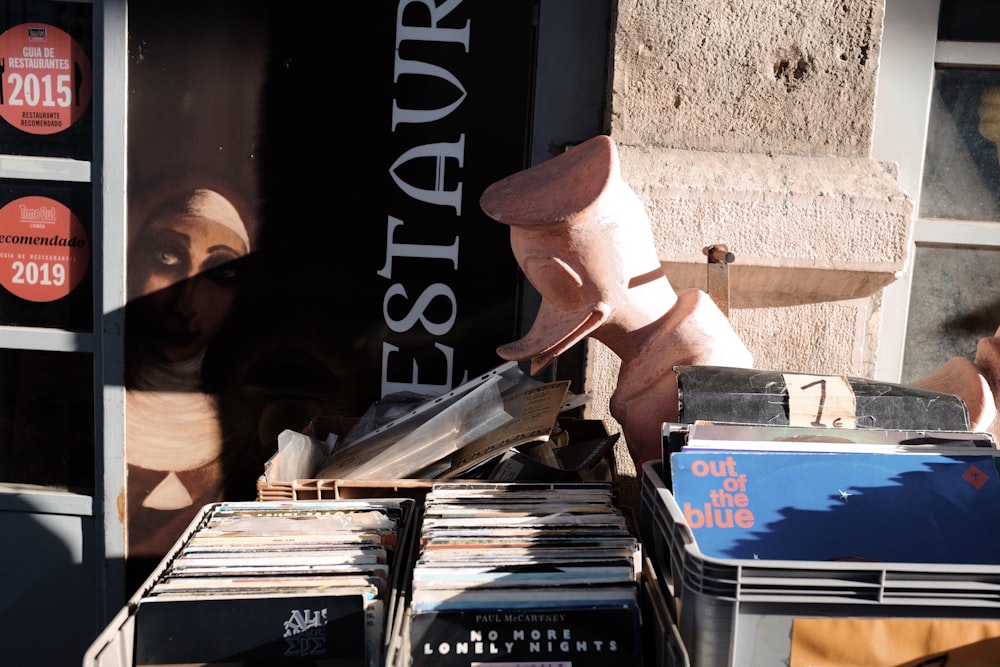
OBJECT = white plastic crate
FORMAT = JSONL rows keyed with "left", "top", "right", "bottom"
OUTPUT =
{"left": 84, "top": 499, "right": 416, "bottom": 667}
{"left": 641, "top": 459, "right": 1000, "bottom": 667}
{"left": 83, "top": 605, "right": 137, "bottom": 667}
{"left": 641, "top": 554, "right": 690, "bottom": 667}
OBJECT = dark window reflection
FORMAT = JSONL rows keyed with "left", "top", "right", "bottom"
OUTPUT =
{"left": 938, "top": 0, "right": 1000, "bottom": 42}
{"left": 0, "top": 348, "right": 93, "bottom": 492}
{"left": 0, "top": 1, "right": 93, "bottom": 160}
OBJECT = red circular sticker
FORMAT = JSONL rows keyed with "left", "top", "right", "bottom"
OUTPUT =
{"left": 0, "top": 196, "right": 89, "bottom": 302}
{"left": 0, "top": 23, "right": 93, "bottom": 135}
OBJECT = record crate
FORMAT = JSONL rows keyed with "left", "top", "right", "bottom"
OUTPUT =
{"left": 84, "top": 498, "right": 419, "bottom": 667}
{"left": 641, "top": 553, "right": 691, "bottom": 667}
{"left": 256, "top": 415, "right": 436, "bottom": 503}
{"left": 257, "top": 476, "right": 435, "bottom": 503}
{"left": 640, "top": 459, "right": 1000, "bottom": 667}
{"left": 256, "top": 416, "right": 617, "bottom": 504}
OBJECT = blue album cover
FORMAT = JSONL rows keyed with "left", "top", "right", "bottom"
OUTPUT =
{"left": 669, "top": 449, "right": 1000, "bottom": 564}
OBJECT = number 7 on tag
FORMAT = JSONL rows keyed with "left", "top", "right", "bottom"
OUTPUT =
{"left": 783, "top": 373, "right": 857, "bottom": 429}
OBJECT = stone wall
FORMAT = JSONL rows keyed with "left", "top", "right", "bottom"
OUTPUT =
{"left": 588, "top": 0, "right": 912, "bottom": 482}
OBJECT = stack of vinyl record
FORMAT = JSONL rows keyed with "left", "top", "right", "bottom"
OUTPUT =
{"left": 131, "top": 498, "right": 415, "bottom": 667}
{"left": 403, "top": 482, "right": 645, "bottom": 666}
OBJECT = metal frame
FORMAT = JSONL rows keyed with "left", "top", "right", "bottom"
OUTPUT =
{"left": 0, "top": 0, "right": 129, "bottom": 629}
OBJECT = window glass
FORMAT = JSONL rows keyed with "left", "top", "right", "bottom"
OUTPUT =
{"left": 902, "top": 245, "right": 1000, "bottom": 385}
{"left": 0, "top": 179, "right": 93, "bottom": 331}
{"left": 938, "top": 0, "right": 1000, "bottom": 42}
{"left": 919, "top": 67, "right": 1000, "bottom": 222}
{"left": 0, "top": 348, "right": 93, "bottom": 492}
{"left": 0, "top": 1, "right": 93, "bottom": 160}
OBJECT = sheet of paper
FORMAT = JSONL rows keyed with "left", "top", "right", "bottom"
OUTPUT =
{"left": 439, "top": 380, "right": 570, "bottom": 479}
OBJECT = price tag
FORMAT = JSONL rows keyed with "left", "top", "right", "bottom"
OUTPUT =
{"left": 783, "top": 373, "right": 856, "bottom": 428}
{"left": 0, "top": 196, "right": 90, "bottom": 302}
{"left": 0, "top": 23, "right": 93, "bottom": 135}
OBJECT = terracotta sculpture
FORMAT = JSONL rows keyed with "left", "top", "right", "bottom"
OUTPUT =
{"left": 480, "top": 134, "right": 1000, "bottom": 469}
{"left": 911, "top": 332, "right": 1000, "bottom": 441}
{"left": 479, "top": 135, "right": 754, "bottom": 466}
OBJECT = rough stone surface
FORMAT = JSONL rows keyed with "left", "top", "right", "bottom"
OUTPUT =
{"left": 730, "top": 298, "right": 875, "bottom": 375}
{"left": 612, "top": 0, "right": 884, "bottom": 157}
{"left": 617, "top": 145, "right": 912, "bottom": 306}
{"left": 585, "top": 0, "right": 904, "bottom": 475}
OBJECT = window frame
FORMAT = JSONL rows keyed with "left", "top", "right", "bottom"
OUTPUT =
{"left": 0, "top": 0, "right": 128, "bottom": 619}
{"left": 872, "top": 0, "right": 1000, "bottom": 381}
{"left": 916, "top": 39, "right": 1000, "bottom": 245}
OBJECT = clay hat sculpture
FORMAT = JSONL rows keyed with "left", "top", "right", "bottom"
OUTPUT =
{"left": 480, "top": 135, "right": 754, "bottom": 465}
{"left": 479, "top": 134, "right": 679, "bottom": 375}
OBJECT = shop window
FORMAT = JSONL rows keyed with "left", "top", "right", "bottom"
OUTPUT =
{"left": 0, "top": 0, "right": 96, "bottom": 493}
{"left": 0, "top": 179, "right": 93, "bottom": 331}
{"left": 0, "top": 2, "right": 93, "bottom": 160}
{"left": 0, "top": 348, "right": 93, "bottom": 492}
{"left": 900, "top": 0, "right": 1000, "bottom": 383}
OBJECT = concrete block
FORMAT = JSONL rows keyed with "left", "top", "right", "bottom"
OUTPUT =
{"left": 612, "top": 0, "right": 884, "bottom": 157}
{"left": 617, "top": 144, "right": 912, "bottom": 307}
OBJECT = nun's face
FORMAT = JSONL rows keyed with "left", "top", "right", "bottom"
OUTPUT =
{"left": 129, "top": 215, "right": 248, "bottom": 363}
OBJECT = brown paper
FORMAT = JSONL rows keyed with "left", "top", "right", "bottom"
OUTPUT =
{"left": 790, "top": 617, "right": 1000, "bottom": 666}
{"left": 784, "top": 373, "right": 857, "bottom": 429}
